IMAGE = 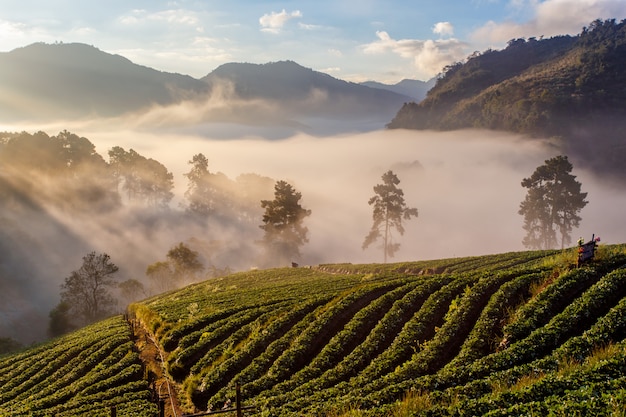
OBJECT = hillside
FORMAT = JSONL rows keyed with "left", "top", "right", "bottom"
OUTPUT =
{"left": 202, "top": 61, "right": 411, "bottom": 120}
{"left": 0, "top": 43, "right": 410, "bottom": 127}
{"left": 0, "top": 42, "right": 207, "bottom": 121}
{"left": 3, "top": 246, "right": 625, "bottom": 416}
{"left": 387, "top": 19, "right": 626, "bottom": 182}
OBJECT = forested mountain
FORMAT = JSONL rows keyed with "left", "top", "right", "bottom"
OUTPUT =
{"left": 388, "top": 19, "right": 626, "bottom": 181}
{"left": 0, "top": 130, "right": 275, "bottom": 343}
{"left": 0, "top": 42, "right": 207, "bottom": 121}
{"left": 0, "top": 43, "right": 409, "bottom": 125}
{"left": 202, "top": 60, "right": 411, "bottom": 119}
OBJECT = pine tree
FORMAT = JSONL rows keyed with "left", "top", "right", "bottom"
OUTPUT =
{"left": 363, "top": 170, "right": 418, "bottom": 262}
{"left": 519, "top": 155, "right": 588, "bottom": 249}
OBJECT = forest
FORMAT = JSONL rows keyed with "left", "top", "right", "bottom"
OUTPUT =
{"left": 0, "top": 129, "right": 283, "bottom": 343}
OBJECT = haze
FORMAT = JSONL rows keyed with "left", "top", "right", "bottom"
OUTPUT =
{"left": 2, "top": 114, "right": 626, "bottom": 344}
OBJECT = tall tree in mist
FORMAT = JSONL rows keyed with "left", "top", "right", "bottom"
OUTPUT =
{"left": 48, "top": 301, "right": 74, "bottom": 337}
{"left": 363, "top": 170, "right": 418, "bottom": 263}
{"left": 519, "top": 155, "right": 588, "bottom": 250}
{"left": 108, "top": 146, "right": 174, "bottom": 208}
{"left": 166, "top": 243, "right": 204, "bottom": 285}
{"left": 60, "top": 252, "right": 119, "bottom": 326}
{"left": 146, "top": 261, "right": 175, "bottom": 293}
{"left": 260, "top": 180, "right": 311, "bottom": 266}
{"left": 184, "top": 153, "right": 234, "bottom": 216}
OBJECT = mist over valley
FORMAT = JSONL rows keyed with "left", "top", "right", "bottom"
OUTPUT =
{"left": 1, "top": 26, "right": 626, "bottom": 347}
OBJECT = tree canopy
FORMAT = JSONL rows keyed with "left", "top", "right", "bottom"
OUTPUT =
{"left": 363, "top": 170, "right": 418, "bottom": 263}
{"left": 260, "top": 180, "right": 311, "bottom": 266}
{"left": 519, "top": 155, "right": 588, "bottom": 250}
{"left": 59, "top": 252, "right": 119, "bottom": 326}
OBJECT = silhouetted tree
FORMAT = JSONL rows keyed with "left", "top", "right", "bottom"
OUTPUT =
{"left": 519, "top": 155, "right": 588, "bottom": 249}
{"left": 108, "top": 146, "right": 173, "bottom": 207}
{"left": 146, "top": 261, "right": 175, "bottom": 293}
{"left": 48, "top": 301, "right": 74, "bottom": 337}
{"left": 0, "top": 337, "right": 23, "bottom": 355}
{"left": 184, "top": 153, "right": 235, "bottom": 216}
{"left": 167, "top": 242, "right": 204, "bottom": 285}
{"left": 118, "top": 279, "right": 146, "bottom": 305}
{"left": 60, "top": 252, "right": 119, "bottom": 326}
{"left": 363, "top": 170, "right": 418, "bottom": 263}
{"left": 260, "top": 180, "right": 311, "bottom": 266}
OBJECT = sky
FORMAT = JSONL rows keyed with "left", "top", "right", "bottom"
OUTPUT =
{"left": 1, "top": 0, "right": 625, "bottom": 83}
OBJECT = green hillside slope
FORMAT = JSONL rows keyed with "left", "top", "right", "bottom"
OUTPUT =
{"left": 0, "top": 317, "right": 156, "bottom": 416}
{"left": 129, "top": 246, "right": 625, "bottom": 416}
{"left": 387, "top": 19, "right": 626, "bottom": 181}
{"left": 2, "top": 246, "right": 625, "bottom": 416}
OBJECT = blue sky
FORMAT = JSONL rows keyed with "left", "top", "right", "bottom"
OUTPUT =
{"left": 1, "top": 0, "right": 625, "bottom": 82}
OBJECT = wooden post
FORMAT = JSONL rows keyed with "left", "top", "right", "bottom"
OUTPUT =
{"left": 110, "top": 405, "right": 116, "bottom": 417}
{"left": 159, "top": 399, "right": 165, "bottom": 417}
{"left": 236, "top": 383, "right": 242, "bottom": 417}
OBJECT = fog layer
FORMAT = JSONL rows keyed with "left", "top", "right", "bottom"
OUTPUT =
{"left": 85, "top": 127, "right": 621, "bottom": 262}
{"left": 2, "top": 124, "right": 625, "bottom": 343}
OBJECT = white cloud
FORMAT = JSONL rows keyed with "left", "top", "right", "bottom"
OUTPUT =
{"left": 472, "top": 0, "right": 626, "bottom": 44}
{"left": 117, "top": 9, "right": 201, "bottom": 29}
{"left": 0, "top": 19, "right": 56, "bottom": 50}
{"left": 362, "top": 30, "right": 468, "bottom": 78}
{"left": 259, "top": 9, "right": 303, "bottom": 34}
{"left": 328, "top": 48, "right": 343, "bottom": 57}
{"left": 433, "top": 21, "right": 454, "bottom": 37}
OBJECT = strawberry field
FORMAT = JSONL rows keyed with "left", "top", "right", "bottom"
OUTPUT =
{"left": 129, "top": 245, "right": 626, "bottom": 415}
{"left": 1, "top": 245, "right": 625, "bottom": 416}
{"left": 0, "top": 317, "right": 156, "bottom": 416}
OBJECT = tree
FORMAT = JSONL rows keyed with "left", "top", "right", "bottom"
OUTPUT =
{"left": 519, "top": 155, "right": 588, "bottom": 249}
{"left": 166, "top": 243, "right": 204, "bottom": 285}
{"left": 260, "top": 180, "right": 311, "bottom": 265}
{"left": 363, "top": 170, "right": 418, "bottom": 263}
{"left": 118, "top": 279, "right": 146, "bottom": 305}
{"left": 146, "top": 261, "right": 175, "bottom": 293}
{"left": 60, "top": 252, "right": 119, "bottom": 326}
{"left": 108, "top": 146, "right": 174, "bottom": 208}
{"left": 0, "top": 337, "right": 23, "bottom": 355}
{"left": 48, "top": 301, "right": 74, "bottom": 337}
{"left": 184, "top": 153, "right": 234, "bottom": 216}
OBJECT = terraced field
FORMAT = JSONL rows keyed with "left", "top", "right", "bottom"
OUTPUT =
{"left": 0, "top": 317, "right": 156, "bottom": 416}
{"left": 2, "top": 245, "right": 625, "bottom": 416}
{"left": 129, "top": 245, "right": 626, "bottom": 416}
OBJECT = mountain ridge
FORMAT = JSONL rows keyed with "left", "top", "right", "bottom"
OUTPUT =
{"left": 387, "top": 19, "right": 626, "bottom": 182}
{"left": 0, "top": 43, "right": 412, "bottom": 126}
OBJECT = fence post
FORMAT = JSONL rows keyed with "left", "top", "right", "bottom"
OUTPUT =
{"left": 236, "top": 383, "right": 242, "bottom": 417}
{"left": 110, "top": 405, "right": 116, "bottom": 417}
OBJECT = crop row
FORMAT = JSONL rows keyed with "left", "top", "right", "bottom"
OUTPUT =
{"left": 0, "top": 316, "right": 156, "bottom": 417}
{"left": 350, "top": 266, "right": 626, "bottom": 414}
{"left": 253, "top": 274, "right": 454, "bottom": 411}
{"left": 252, "top": 281, "right": 420, "bottom": 399}
{"left": 190, "top": 298, "right": 329, "bottom": 408}
{"left": 259, "top": 272, "right": 481, "bottom": 413}
{"left": 166, "top": 302, "right": 291, "bottom": 380}
{"left": 274, "top": 262, "right": 625, "bottom": 416}
{"left": 238, "top": 280, "right": 406, "bottom": 404}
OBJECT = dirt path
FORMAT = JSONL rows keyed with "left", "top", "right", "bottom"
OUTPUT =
{"left": 131, "top": 319, "right": 184, "bottom": 417}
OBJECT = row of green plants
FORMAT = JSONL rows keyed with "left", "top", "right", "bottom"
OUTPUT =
{"left": 390, "top": 293, "right": 626, "bottom": 417}
{"left": 0, "top": 317, "right": 156, "bottom": 417}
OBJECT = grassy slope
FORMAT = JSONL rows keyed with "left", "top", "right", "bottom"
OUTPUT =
{"left": 130, "top": 245, "right": 626, "bottom": 416}
{"left": 1, "top": 245, "right": 625, "bottom": 416}
{"left": 0, "top": 317, "right": 156, "bottom": 416}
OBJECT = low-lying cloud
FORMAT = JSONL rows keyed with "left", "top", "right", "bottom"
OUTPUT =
{"left": 2, "top": 118, "right": 625, "bottom": 343}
